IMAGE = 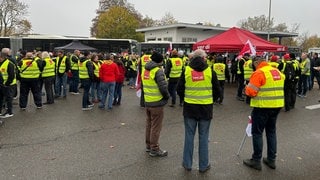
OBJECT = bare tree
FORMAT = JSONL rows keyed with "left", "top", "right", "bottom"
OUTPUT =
{"left": 155, "top": 12, "right": 178, "bottom": 26}
{"left": 0, "top": 0, "right": 30, "bottom": 36}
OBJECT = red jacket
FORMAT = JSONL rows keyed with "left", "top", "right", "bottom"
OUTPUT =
{"left": 99, "top": 60, "right": 119, "bottom": 83}
{"left": 116, "top": 64, "right": 126, "bottom": 83}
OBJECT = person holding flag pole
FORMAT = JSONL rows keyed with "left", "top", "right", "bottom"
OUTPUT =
{"left": 243, "top": 56, "right": 284, "bottom": 171}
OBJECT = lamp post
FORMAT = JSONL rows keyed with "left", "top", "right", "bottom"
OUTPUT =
{"left": 267, "top": 0, "right": 272, "bottom": 41}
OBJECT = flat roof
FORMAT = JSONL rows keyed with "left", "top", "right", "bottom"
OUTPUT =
{"left": 136, "top": 23, "right": 298, "bottom": 38}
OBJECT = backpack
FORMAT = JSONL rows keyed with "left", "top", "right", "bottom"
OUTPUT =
{"left": 283, "top": 61, "right": 295, "bottom": 81}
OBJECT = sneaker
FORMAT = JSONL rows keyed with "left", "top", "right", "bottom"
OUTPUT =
{"left": 82, "top": 107, "right": 93, "bottom": 111}
{"left": 169, "top": 104, "right": 175, "bottom": 107}
{"left": 199, "top": 164, "right": 211, "bottom": 173}
{"left": 145, "top": 147, "right": 151, "bottom": 152}
{"left": 243, "top": 159, "right": 262, "bottom": 170}
{"left": 88, "top": 103, "right": 94, "bottom": 108}
{"left": 0, "top": 113, "right": 14, "bottom": 119}
{"left": 149, "top": 149, "right": 168, "bottom": 157}
{"left": 237, "top": 96, "right": 245, "bottom": 101}
{"left": 263, "top": 157, "right": 276, "bottom": 169}
{"left": 20, "top": 107, "right": 26, "bottom": 111}
{"left": 36, "top": 106, "right": 42, "bottom": 109}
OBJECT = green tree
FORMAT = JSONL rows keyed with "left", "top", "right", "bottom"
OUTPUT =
{"left": 0, "top": 0, "right": 31, "bottom": 36}
{"left": 91, "top": 0, "right": 143, "bottom": 37}
{"left": 298, "top": 33, "right": 320, "bottom": 52}
{"left": 96, "top": 6, "right": 143, "bottom": 41}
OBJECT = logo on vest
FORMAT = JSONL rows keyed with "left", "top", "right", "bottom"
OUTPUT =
{"left": 175, "top": 60, "right": 181, "bottom": 66}
{"left": 143, "top": 70, "right": 150, "bottom": 80}
{"left": 143, "top": 56, "right": 150, "bottom": 62}
{"left": 270, "top": 69, "right": 281, "bottom": 80}
{"left": 191, "top": 70, "right": 204, "bottom": 82}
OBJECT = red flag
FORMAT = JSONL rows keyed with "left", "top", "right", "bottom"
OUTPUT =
{"left": 238, "top": 40, "right": 256, "bottom": 59}
{"left": 245, "top": 116, "right": 252, "bottom": 137}
{"left": 135, "top": 70, "right": 141, "bottom": 98}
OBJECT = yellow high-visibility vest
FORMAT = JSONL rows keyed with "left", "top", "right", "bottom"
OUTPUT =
{"left": 184, "top": 66, "right": 213, "bottom": 104}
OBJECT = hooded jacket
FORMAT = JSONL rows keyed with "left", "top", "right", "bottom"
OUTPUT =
{"left": 177, "top": 56, "right": 221, "bottom": 120}
{"left": 143, "top": 61, "right": 169, "bottom": 107}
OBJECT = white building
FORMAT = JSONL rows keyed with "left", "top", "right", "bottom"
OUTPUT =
{"left": 136, "top": 23, "right": 298, "bottom": 44}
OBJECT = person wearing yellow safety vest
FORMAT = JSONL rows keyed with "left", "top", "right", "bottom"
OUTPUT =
{"left": 79, "top": 51, "right": 94, "bottom": 110}
{"left": 126, "top": 55, "right": 137, "bottom": 89}
{"left": 206, "top": 52, "right": 216, "bottom": 68}
{"left": 54, "top": 50, "right": 70, "bottom": 98}
{"left": 243, "top": 56, "right": 284, "bottom": 171}
{"left": 236, "top": 53, "right": 250, "bottom": 101}
{"left": 0, "top": 51, "right": 16, "bottom": 118}
{"left": 18, "top": 52, "right": 44, "bottom": 110}
{"left": 213, "top": 56, "right": 229, "bottom": 104}
{"left": 141, "top": 51, "right": 169, "bottom": 157}
{"left": 90, "top": 54, "right": 101, "bottom": 103}
{"left": 165, "top": 49, "right": 184, "bottom": 107}
{"left": 176, "top": 49, "right": 221, "bottom": 173}
{"left": 138, "top": 50, "right": 152, "bottom": 107}
{"left": 297, "top": 52, "right": 311, "bottom": 98}
{"left": 277, "top": 53, "right": 299, "bottom": 112}
{"left": 69, "top": 50, "right": 81, "bottom": 94}
{"left": 41, "top": 51, "right": 55, "bottom": 105}
{"left": 243, "top": 56, "right": 254, "bottom": 104}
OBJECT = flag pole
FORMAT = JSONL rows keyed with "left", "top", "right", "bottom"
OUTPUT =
{"left": 236, "top": 132, "right": 247, "bottom": 156}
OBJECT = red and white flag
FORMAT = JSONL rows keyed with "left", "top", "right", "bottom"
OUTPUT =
{"left": 245, "top": 116, "right": 252, "bottom": 137}
{"left": 238, "top": 40, "right": 256, "bottom": 59}
{"left": 135, "top": 70, "right": 141, "bottom": 98}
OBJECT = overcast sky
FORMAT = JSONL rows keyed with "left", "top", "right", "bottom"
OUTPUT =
{"left": 20, "top": 0, "right": 320, "bottom": 37}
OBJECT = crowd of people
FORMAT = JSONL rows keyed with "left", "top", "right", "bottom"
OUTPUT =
{"left": 1, "top": 46, "right": 320, "bottom": 173}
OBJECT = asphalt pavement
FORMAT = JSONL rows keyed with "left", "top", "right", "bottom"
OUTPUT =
{"left": 0, "top": 83, "right": 319, "bottom": 180}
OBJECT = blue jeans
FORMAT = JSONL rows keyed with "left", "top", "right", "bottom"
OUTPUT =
{"left": 183, "top": 117, "right": 211, "bottom": 171}
{"left": 69, "top": 70, "right": 79, "bottom": 93}
{"left": 251, "top": 107, "right": 281, "bottom": 161}
{"left": 55, "top": 73, "right": 67, "bottom": 97}
{"left": 114, "top": 82, "right": 123, "bottom": 103}
{"left": 90, "top": 81, "right": 101, "bottom": 101}
{"left": 99, "top": 82, "right": 115, "bottom": 109}
{"left": 81, "top": 79, "right": 92, "bottom": 108}
{"left": 129, "top": 77, "right": 136, "bottom": 87}
{"left": 168, "top": 81, "right": 177, "bottom": 104}
{"left": 297, "top": 75, "right": 309, "bottom": 95}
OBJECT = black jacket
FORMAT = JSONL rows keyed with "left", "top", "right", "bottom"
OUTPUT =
{"left": 143, "top": 61, "right": 169, "bottom": 107}
{"left": 177, "top": 57, "right": 221, "bottom": 120}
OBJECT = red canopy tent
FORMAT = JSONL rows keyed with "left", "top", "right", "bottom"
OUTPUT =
{"left": 193, "top": 27, "right": 287, "bottom": 53}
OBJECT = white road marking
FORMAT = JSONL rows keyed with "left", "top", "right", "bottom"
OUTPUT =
{"left": 305, "top": 104, "right": 320, "bottom": 110}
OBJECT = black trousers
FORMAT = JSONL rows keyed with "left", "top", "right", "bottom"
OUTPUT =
{"left": 0, "top": 85, "right": 14, "bottom": 114}
{"left": 19, "top": 80, "right": 42, "bottom": 108}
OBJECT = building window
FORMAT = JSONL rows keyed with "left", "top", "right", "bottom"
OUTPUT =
{"left": 182, "top": 37, "right": 197, "bottom": 42}
{"left": 157, "top": 38, "right": 162, "bottom": 41}
{"left": 163, "top": 37, "right": 172, "bottom": 42}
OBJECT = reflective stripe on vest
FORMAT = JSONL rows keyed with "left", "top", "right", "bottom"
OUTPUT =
{"left": 93, "top": 62, "right": 100, "bottom": 77}
{"left": 243, "top": 59, "right": 253, "bottom": 80}
{"left": 20, "top": 59, "right": 41, "bottom": 79}
{"left": 79, "top": 60, "right": 90, "bottom": 79}
{"left": 300, "top": 59, "right": 310, "bottom": 75}
{"left": 70, "top": 55, "right": 79, "bottom": 70}
{"left": 169, "top": 57, "right": 183, "bottom": 78}
{"left": 141, "top": 67, "right": 162, "bottom": 102}
{"left": 250, "top": 66, "right": 285, "bottom": 108}
{"left": 56, "top": 56, "right": 67, "bottom": 73}
{"left": 0, "top": 59, "right": 16, "bottom": 85}
{"left": 42, "top": 57, "right": 55, "bottom": 78}
{"left": 213, "top": 63, "right": 226, "bottom": 80}
{"left": 184, "top": 66, "right": 213, "bottom": 104}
